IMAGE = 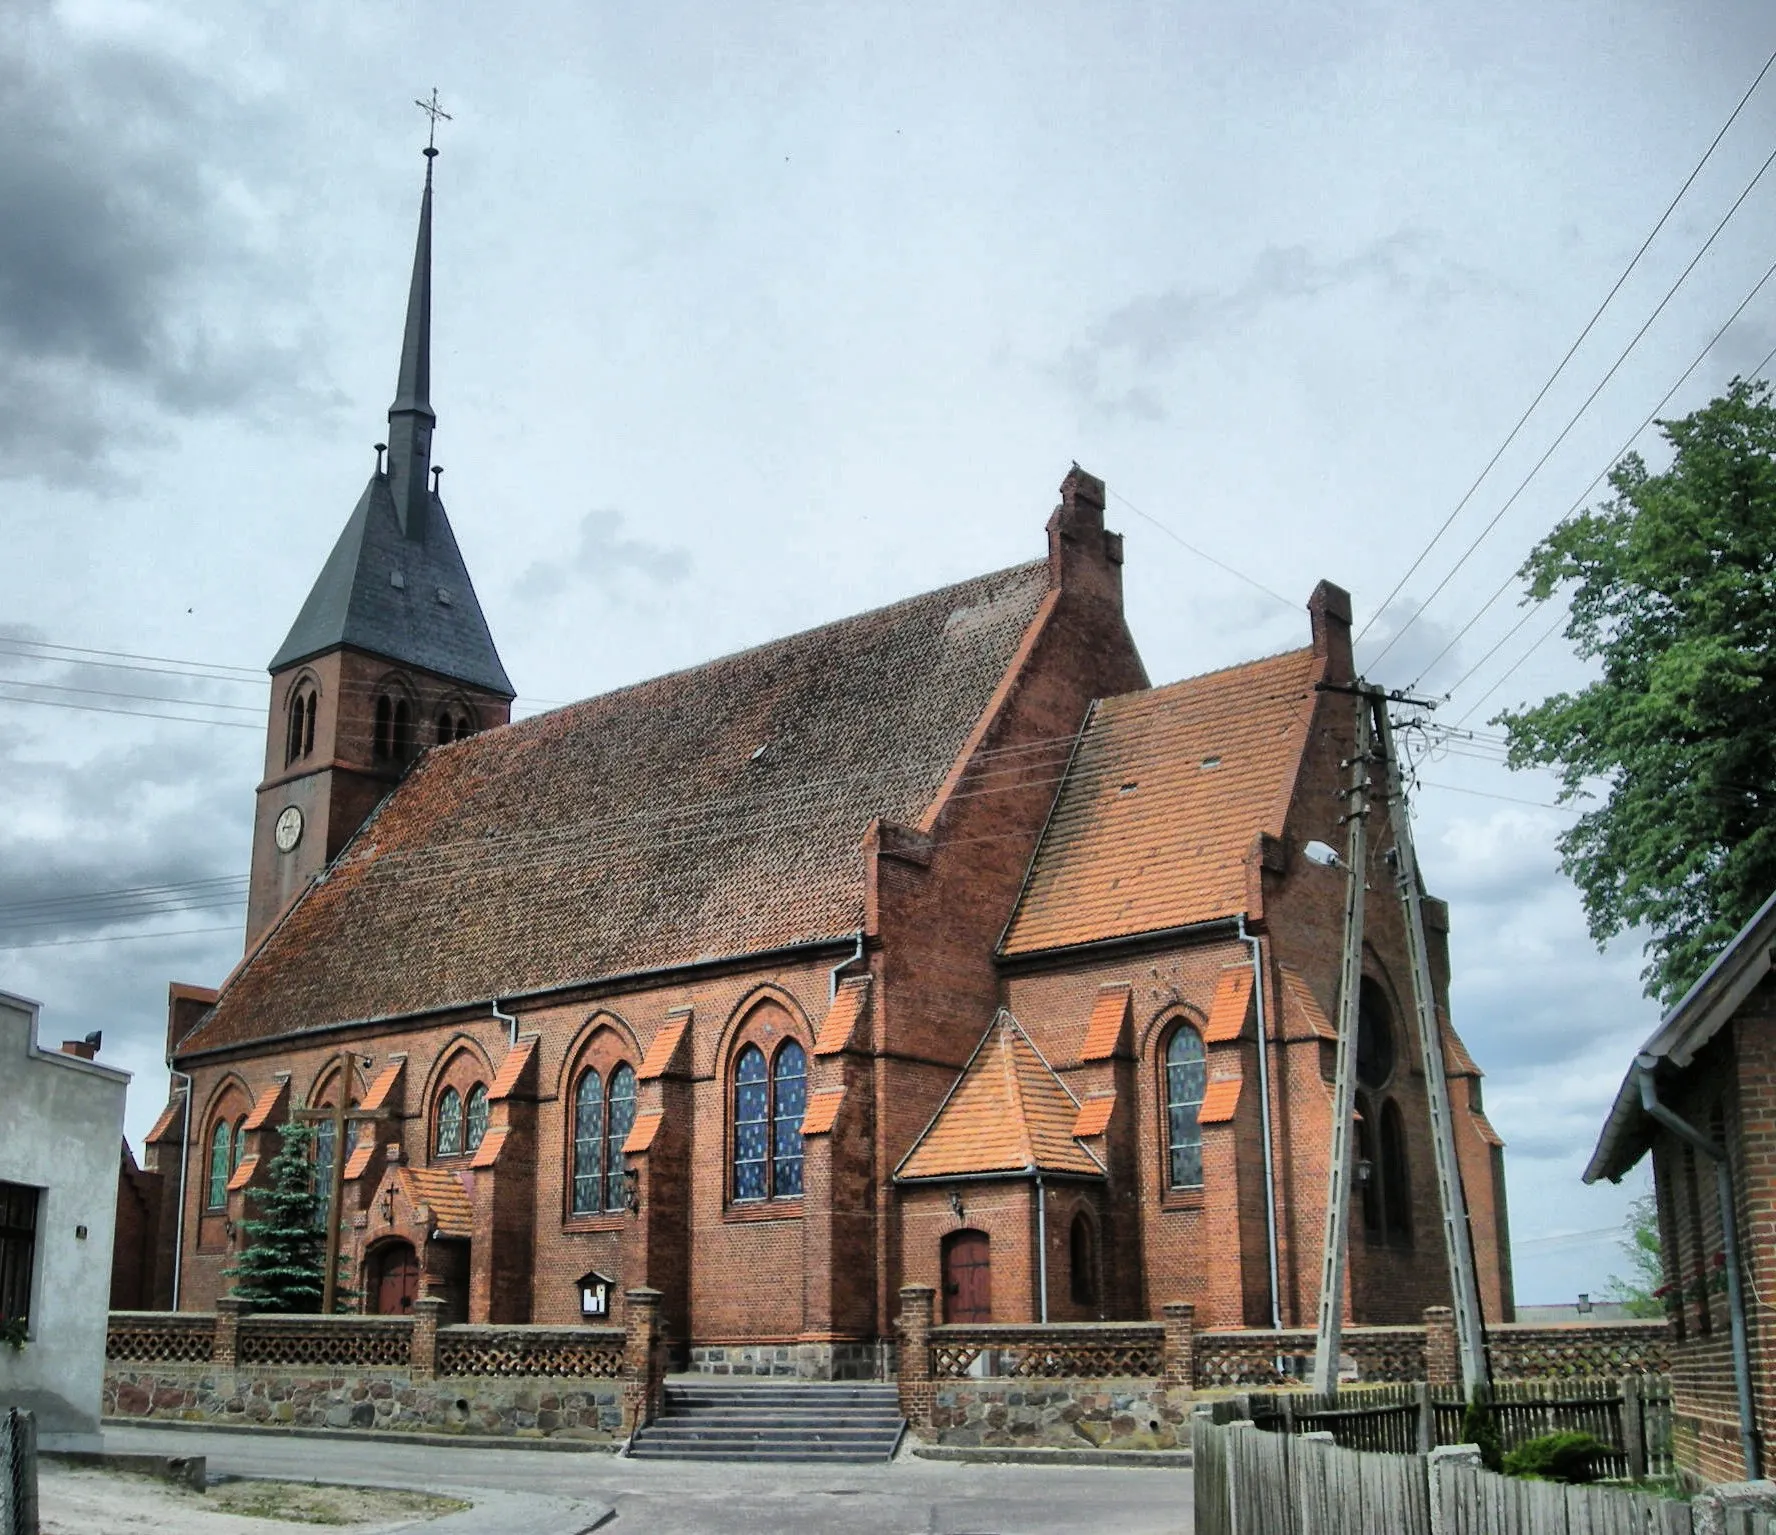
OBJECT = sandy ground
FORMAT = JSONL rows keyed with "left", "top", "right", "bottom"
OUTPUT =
{"left": 39, "top": 1466, "right": 466, "bottom": 1534}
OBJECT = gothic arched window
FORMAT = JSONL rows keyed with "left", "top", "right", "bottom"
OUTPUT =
{"left": 232, "top": 1121, "right": 247, "bottom": 1175}
{"left": 733, "top": 1045, "right": 770, "bottom": 1202}
{"left": 436, "top": 1087, "right": 463, "bottom": 1157}
{"left": 464, "top": 1084, "right": 489, "bottom": 1153}
{"left": 1164, "top": 1024, "right": 1207, "bottom": 1190}
{"left": 730, "top": 1039, "right": 806, "bottom": 1203}
{"left": 208, "top": 1120, "right": 232, "bottom": 1209}
{"left": 772, "top": 1042, "right": 807, "bottom": 1198}
{"left": 286, "top": 685, "right": 318, "bottom": 765}
{"left": 572, "top": 1069, "right": 604, "bottom": 1215}
{"left": 1380, "top": 1098, "right": 1412, "bottom": 1243}
{"left": 374, "top": 696, "right": 394, "bottom": 760}
{"left": 393, "top": 698, "right": 413, "bottom": 761}
{"left": 1356, "top": 1093, "right": 1384, "bottom": 1238}
{"left": 605, "top": 1065, "right": 637, "bottom": 1211}
{"left": 1070, "top": 1212, "right": 1098, "bottom": 1307}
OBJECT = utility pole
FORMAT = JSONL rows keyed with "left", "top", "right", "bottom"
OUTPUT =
{"left": 1311, "top": 693, "right": 1373, "bottom": 1395}
{"left": 294, "top": 1053, "right": 379, "bottom": 1314}
{"left": 1373, "top": 700, "right": 1491, "bottom": 1399}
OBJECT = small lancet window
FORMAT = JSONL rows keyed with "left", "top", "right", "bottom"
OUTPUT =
{"left": 436, "top": 1087, "right": 463, "bottom": 1156}
{"left": 1164, "top": 1024, "right": 1206, "bottom": 1190}
{"left": 208, "top": 1120, "right": 232, "bottom": 1209}
{"left": 605, "top": 1065, "right": 637, "bottom": 1211}
{"left": 464, "top": 1084, "right": 489, "bottom": 1153}
{"left": 374, "top": 696, "right": 394, "bottom": 760}
{"left": 572, "top": 1069, "right": 605, "bottom": 1215}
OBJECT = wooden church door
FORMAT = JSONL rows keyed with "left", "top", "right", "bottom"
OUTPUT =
{"left": 942, "top": 1229, "right": 992, "bottom": 1323}
{"left": 371, "top": 1241, "right": 420, "bottom": 1315}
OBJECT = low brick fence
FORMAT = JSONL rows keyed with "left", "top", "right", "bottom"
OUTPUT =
{"left": 893, "top": 1286, "right": 1673, "bottom": 1450}
{"left": 104, "top": 1289, "right": 665, "bottom": 1444}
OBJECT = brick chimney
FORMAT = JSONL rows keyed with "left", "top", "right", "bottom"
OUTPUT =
{"left": 59, "top": 1039, "right": 96, "bottom": 1060}
{"left": 1308, "top": 580, "right": 1354, "bottom": 685}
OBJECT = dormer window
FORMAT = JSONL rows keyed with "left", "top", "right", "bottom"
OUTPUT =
{"left": 285, "top": 685, "right": 317, "bottom": 766}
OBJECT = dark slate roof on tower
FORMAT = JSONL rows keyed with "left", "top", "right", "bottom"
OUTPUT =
{"left": 267, "top": 474, "right": 513, "bottom": 696}
{"left": 181, "top": 558, "right": 1055, "bottom": 1053}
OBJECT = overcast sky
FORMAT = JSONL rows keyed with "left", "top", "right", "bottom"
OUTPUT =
{"left": 5, "top": 0, "right": 1775, "bottom": 1306}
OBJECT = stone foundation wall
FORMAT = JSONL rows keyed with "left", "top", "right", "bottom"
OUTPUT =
{"left": 688, "top": 1339, "right": 886, "bottom": 1380}
{"left": 926, "top": 1379, "right": 1192, "bottom": 1450}
{"left": 105, "top": 1365, "right": 624, "bottom": 1443}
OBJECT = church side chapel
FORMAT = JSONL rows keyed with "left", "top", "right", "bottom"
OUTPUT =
{"left": 125, "top": 144, "right": 1514, "bottom": 1376}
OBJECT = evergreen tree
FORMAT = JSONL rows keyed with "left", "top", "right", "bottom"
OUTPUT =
{"left": 224, "top": 1119, "right": 326, "bottom": 1312}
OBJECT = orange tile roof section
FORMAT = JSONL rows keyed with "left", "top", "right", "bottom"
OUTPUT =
{"left": 1072, "top": 1094, "right": 1116, "bottom": 1138}
{"left": 898, "top": 1012, "right": 1103, "bottom": 1180}
{"left": 1002, "top": 648, "right": 1321, "bottom": 955}
{"left": 1441, "top": 1023, "right": 1482, "bottom": 1077}
{"left": 361, "top": 1058, "right": 406, "bottom": 1113}
{"left": 342, "top": 1141, "right": 375, "bottom": 1181}
{"left": 801, "top": 1090, "right": 846, "bottom": 1137}
{"left": 489, "top": 1036, "right": 537, "bottom": 1101}
{"left": 242, "top": 1080, "right": 289, "bottom": 1131}
{"left": 470, "top": 1125, "right": 508, "bottom": 1169}
{"left": 182, "top": 561, "right": 1055, "bottom": 1054}
{"left": 639, "top": 1016, "right": 691, "bottom": 1079}
{"left": 145, "top": 1101, "right": 183, "bottom": 1144}
{"left": 1471, "top": 1111, "right": 1505, "bottom": 1149}
{"left": 1202, "top": 967, "right": 1254, "bottom": 1044}
{"left": 814, "top": 977, "right": 871, "bottom": 1056}
{"left": 400, "top": 1167, "right": 473, "bottom": 1237}
{"left": 623, "top": 1112, "right": 664, "bottom": 1155}
{"left": 1199, "top": 1078, "right": 1242, "bottom": 1124}
{"left": 1281, "top": 967, "right": 1338, "bottom": 1042}
{"left": 1079, "top": 985, "right": 1131, "bottom": 1061}
{"left": 225, "top": 1155, "right": 259, "bottom": 1192}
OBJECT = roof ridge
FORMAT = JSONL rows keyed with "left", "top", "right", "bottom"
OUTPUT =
{"left": 1103, "top": 644, "right": 1315, "bottom": 705}
{"left": 995, "top": 1013, "right": 1037, "bottom": 1170}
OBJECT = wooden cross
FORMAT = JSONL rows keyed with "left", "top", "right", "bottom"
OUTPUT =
{"left": 414, "top": 87, "right": 452, "bottom": 151}
{"left": 294, "top": 1053, "right": 384, "bottom": 1314}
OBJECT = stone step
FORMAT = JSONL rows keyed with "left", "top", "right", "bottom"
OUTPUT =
{"left": 636, "top": 1378, "right": 906, "bottom": 1461}
{"left": 627, "top": 1445, "right": 896, "bottom": 1462}
{"left": 652, "top": 1411, "right": 899, "bottom": 1426}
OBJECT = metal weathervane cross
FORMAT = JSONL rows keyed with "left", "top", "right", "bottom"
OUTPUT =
{"left": 415, "top": 88, "right": 452, "bottom": 149}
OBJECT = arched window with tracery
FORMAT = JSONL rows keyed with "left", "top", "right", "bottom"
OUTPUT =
{"left": 464, "top": 1084, "right": 489, "bottom": 1153}
{"left": 233, "top": 1121, "right": 248, "bottom": 1174}
{"left": 436, "top": 1087, "right": 463, "bottom": 1156}
{"left": 1164, "top": 1023, "right": 1207, "bottom": 1189}
{"left": 733, "top": 1045, "right": 769, "bottom": 1201}
{"left": 731, "top": 1037, "right": 806, "bottom": 1203}
{"left": 572, "top": 1069, "right": 604, "bottom": 1215}
{"left": 286, "top": 684, "right": 317, "bottom": 765}
{"left": 605, "top": 1065, "right": 637, "bottom": 1211}
{"left": 772, "top": 1043, "right": 806, "bottom": 1197}
{"left": 207, "top": 1120, "right": 232, "bottom": 1209}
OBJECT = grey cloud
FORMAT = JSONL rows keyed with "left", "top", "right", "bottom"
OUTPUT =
{"left": 1352, "top": 593, "right": 1466, "bottom": 692}
{"left": 0, "top": 1, "right": 332, "bottom": 487}
{"left": 1057, "top": 233, "right": 1473, "bottom": 421}
{"left": 516, "top": 509, "right": 693, "bottom": 601}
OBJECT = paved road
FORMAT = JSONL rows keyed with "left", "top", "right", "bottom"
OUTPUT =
{"left": 104, "top": 1424, "right": 1194, "bottom": 1534}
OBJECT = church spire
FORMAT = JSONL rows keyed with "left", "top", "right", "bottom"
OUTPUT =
{"left": 385, "top": 129, "right": 441, "bottom": 540}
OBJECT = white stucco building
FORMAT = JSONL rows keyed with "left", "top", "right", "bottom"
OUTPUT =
{"left": 0, "top": 991, "right": 129, "bottom": 1450}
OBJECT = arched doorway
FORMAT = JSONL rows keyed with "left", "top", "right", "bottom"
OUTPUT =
{"left": 368, "top": 1240, "right": 420, "bottom": 1316}
{"left": 941, "top": 1229, "right": 991, "bottom": 1323}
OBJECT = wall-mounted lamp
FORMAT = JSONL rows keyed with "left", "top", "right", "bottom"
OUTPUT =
{"left": 1354, "top": 1158, "right": 1373, "bottom": 1188}
{"left": 380, "top": 1187, "right": 395, "bottom": 1225}
{"left": 223, "top": 1216, "right": 237, "bottom": 1243}
{"left": 947, "top": 1191, "right": 965, "bottom": 1221}
{"left": 624, "top": 1167, "right": 641, "bottom": 1215}
{"left": 1302, "top": 840, "right": 1344, "bottom": 870}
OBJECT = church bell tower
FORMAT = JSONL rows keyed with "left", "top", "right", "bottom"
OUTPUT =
{"left": 246, "top": 139, "right": 514, "bottom": 950}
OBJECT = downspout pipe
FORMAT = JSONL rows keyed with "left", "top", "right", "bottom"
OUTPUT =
{"left": 1035, "top": 1171, "right": 1049, "bottom": 1324}
{"left": 829, "top": 930, "right": 864, "bottom": 1002}
{"left": 492, "top": 998, "right": 519, "bottom": 1047}
{"left": 1635, "top": 1056, "right": 1759, "bottom": 1480}
{"left": 168, "top": 1068, "right": 192, "bottom": 1311}
{"left": 1239, "top": 915, "right": 1283, "bottom": 1330}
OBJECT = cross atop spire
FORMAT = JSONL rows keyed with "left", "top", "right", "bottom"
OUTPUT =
{"left": 415, "top": 88, "right": 451, "bottom": 154}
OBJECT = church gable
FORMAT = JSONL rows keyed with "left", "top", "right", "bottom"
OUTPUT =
{"left": 184, "top": 560, "right": 1054, "bottom": 1053}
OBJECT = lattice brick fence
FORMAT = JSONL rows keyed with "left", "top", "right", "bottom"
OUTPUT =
{"left": 106, "top": 1312, "right": 217, "bottom": 1364}
{"left": 436, "top": 1326, "right": 624, "bottom": 1379}
{"left": 929, "top": 1323, "right": 1165, "bottom": 1380}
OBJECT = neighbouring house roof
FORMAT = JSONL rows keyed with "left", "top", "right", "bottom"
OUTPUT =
{"left": 1001, "top": 648, "right": 1321, "bottom": 955}
{"left": 181, "top": 560, "right": 1056, "bottom": 1054}
{"left": 1585, "top": 886, "right": 1776, "bottom": 1184}
{"left": 896, "top": 1011, "right": 1104, "bottom": 1181}
{"left": 400, "top": 1166, "right": 473, "bottom": 1237}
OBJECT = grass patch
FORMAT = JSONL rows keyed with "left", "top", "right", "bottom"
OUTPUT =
{"left": 205, "top": 1480, "right": 469, "bottom": 1525}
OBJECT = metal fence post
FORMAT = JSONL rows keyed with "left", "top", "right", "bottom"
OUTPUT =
{"left": 5, "top": 1408, "right": 38, "bottom": 1535}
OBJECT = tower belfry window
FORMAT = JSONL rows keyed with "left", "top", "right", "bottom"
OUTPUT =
{"left": 286, "top": 686, "right": 318, "bottom": 766}
{"left": 374, "top": 696, "right": 393, "bottom": 760}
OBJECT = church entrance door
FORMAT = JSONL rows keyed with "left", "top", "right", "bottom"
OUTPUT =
{"left": 370, "top": 1240, "right": 420, "bottom": 1315}
{"left": 941, "top": 1229, "right": 991, "bottom": 1323}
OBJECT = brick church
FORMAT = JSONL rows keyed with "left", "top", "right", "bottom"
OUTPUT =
{"left": 119, "top": 149, "right": 1515, "bottom": 1373}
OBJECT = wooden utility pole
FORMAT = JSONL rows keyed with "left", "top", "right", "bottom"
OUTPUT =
{"left": 1311, "top": 693, "right": 1373, "bottom": 1395}
{"left": 294, "top": 1053, "right": 379, "bottom": 1314}
{"left": 1372, "top": 701, "right": 1491, "bottom": 1399}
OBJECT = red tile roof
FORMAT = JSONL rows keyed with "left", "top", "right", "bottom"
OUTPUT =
{"left": 1199, "top": 1078, "right": 1242, "bottom": 1124}
{"left": 225, "top": 1155, "right": 259, "bottom": 1192}
{"left": 342, "top": 1141, "right": 375, "bottom": 1181}
{"left": 1441, "top": 1023, "right": 1482, "bottom": 1077}
{"left": 1202, "top": 967, "right": 1254, "bottom": 1044}
{"left": 1471, "top": 1111, "right": 1504, "bottom": 1148}
{"left": 1079, "top": 985, "right": 1131, "bottom": 1062}
{"left": 1281, "top": 967, "right": 1338, "bottom": 1042}
{"left": 145, "top": 1101, "right": 183, "bottom": 1145}
{"left": 242, "top": 1080, "right": 289, "bottom": 1132}
{"left": 361, "top": 1058, "right": 405, "bottom": 1113}
{"left": 897, "top": 1013, "right": 1103, "bottom": 1180}
{"left": 1072, "top": 1094, "right": 1116, "bottom": 1138}
{"left": 623, "top": 1112, "right": 664, "bottom": 1155}
{"left": 400, "top": 1166, "right": 472, "bottom": 1237}
{"left": 1002, "top": 649, "right": 1320, "bottom": 955}
{"left": 489, "top": 1036, "right": 537, "bottom": 1101}
{"left": 639, "top": 1016, "right": 691, "bottom": 1080}
{"left": 183, "top": 562, "right": 1054, "bottom": 1054}
{"left": 470, "top": 1124, "right": 507, "bottom": 1169}
{"left": 801, "top": 1090, "right": 846, "bottom": 1137}
{"left": 814, "top": 977, "right": 871, "bottom": 1056}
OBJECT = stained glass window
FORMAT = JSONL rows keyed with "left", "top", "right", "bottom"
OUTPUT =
{"left": 572, "top": 1070, "right": 604, "bottom": 1215}
{"left": 464, "top": 1084, "right": 489, "bottom": 1153}
{"left": 771, "top": 1042, "right": 806, "bottom": 1198}
{"left": 733, "top": 1045, "right": 769, "bottom": 1202}
{"left": 436, "top": 1087, "right": 463, "bottom": 1156}
{"left": 232, "top": 1121, "right": 247, "bottom": 1175}
{"left": 313, "top": 1118, "right": 336, "bottom": 1231}
{"left": 1165, "top": 1026, "right": 1206, "bottom": 1189}
{"left": 606, "top": 1065, "right": 637, "bottom": 1210}
{"left": 208, "top": 1121, "right": 231, "bottom": 1208}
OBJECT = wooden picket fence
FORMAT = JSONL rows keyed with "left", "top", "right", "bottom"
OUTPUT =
{"left": 1239, "top": 1376, "right": 1673, "bottom": 1478}
{"left": 1194, "top": 1408, "right": 1776, "bottom": 1535}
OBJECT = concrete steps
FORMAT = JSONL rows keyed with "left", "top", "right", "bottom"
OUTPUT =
{"left": 627, "top": 1380, "right": 905, "bottom": 1462}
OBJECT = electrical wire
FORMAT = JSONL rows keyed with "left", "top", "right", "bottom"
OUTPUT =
{"left": 1355, "top": 42, "right": 1776, "bottom": 645}
{"left": 1108, "top": 488, "right": 1299, "bottom": 612}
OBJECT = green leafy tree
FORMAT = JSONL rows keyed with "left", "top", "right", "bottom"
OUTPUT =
{"left": 1498, "top": 378, "right": 1776, "bottom": 1001}
{"left": 1603, "top": 1192, "right": 1666, "bottom": 1319}
{"left": 224, "top": 1119, "right": 325, "bottom": 1312}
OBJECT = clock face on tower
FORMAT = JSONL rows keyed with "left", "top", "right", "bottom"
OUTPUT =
{"left": 274, "top": 805, "right": 304, "bottom": 854}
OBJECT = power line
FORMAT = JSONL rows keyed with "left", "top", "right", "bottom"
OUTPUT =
{"left": 0, "top": 924, "right": 241, "bottom": 953}
{"left": 1372, "top": 135, "right": 1776, "bottom": 672}
{"left": 0, "top": 691, "right": 263, "bottom": 729}
{"left": 1355, "top": 42, "right": 1776, "bottom": 646}
{"left": 1108, "top": 488, "right": 1299, "bottom": 612}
